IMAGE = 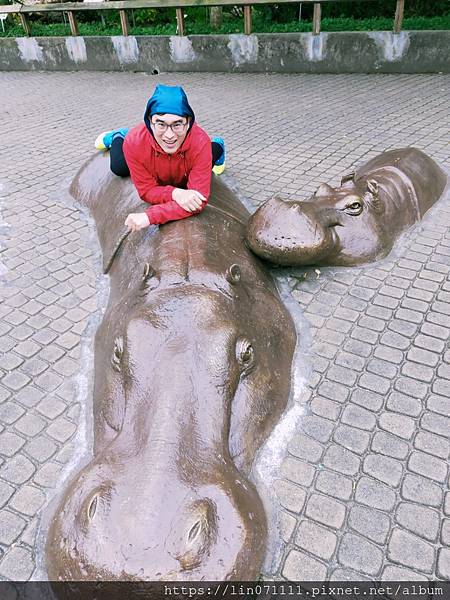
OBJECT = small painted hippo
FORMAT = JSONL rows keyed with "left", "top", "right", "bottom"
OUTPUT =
{"left": 246, "top": 148, "right": 447, "bottom": 266}
{"left": 45, "top": 153, "right": 296, "bottom": 583}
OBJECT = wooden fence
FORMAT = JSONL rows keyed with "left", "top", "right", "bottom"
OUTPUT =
{"left": 0, "top": 0, "right": 406, "bottom": 38}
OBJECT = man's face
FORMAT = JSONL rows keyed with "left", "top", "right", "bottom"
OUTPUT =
{"left": 150, "top": 113, "right": 189, "bottom": 154}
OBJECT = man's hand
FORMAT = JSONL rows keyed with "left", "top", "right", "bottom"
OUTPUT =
{"left": 125, "top": 212, "right": 150, "bottom": 232}
{"left": 172, "top": 188, "right": 206, "bottom": 212}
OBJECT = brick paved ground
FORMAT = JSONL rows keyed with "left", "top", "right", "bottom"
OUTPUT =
{"left": 0, "top": 71, "right": 449, "bottom": 582}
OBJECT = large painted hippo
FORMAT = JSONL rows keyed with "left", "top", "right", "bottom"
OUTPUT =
{"left": 45, "top": 153, "right": 296, "bottom": 582}
{"left": 246, "top": 148, "right": 447, "bottom": 266}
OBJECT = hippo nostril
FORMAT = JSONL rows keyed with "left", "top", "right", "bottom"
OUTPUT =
{"left": 188, "top": 520, "right": 202, "bottom": 543}
{"left": 87, "top": 495, "right": 98, "bottom": 520}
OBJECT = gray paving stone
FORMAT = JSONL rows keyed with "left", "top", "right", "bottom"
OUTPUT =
{"left": 0, "top": 353, "right": 24, "bottom": 372}
{"left": 282, "top": 549, "right": 327, "bottom": 580}
{"left": 279, "top": 511, "right": 296, "bottom": 544}
{"left": 36, "top": 397, "right": 67, "bottom": 421}
{"left": 315, "top": 470, "right": 353, "bottom": 501}
{"left": 49, "top": 403, "right": 79, "bottom": 434}
{"left": 301, "top": 415, "right": 334, "bottom": 443}
{"left": 389, "top": 318, "right": 419, "bottom": 338}
{"left": 338, "top": 533, "right": 383, "bottom": 576}
{"left": 25, "top": 435, "right": 58, "bottom": 463}
{"left": 0, "top": 453, "right": 35, "bottom": 485}
{"left": 330, "top": 567, "right": 371, "bottom": 581}
{"left": 289, "top": 433, "right": 324, "bottom": 464}
{"left": 366, "top": 358, "right": 397, "bottom": 380}
{"left": 333, "top": 424, "right": 370, "bottom": 455}
{"left": 20, "top": 518, "right": 38, "bottom": 548}
{"left": 442, "top": 520, "right": 450, "bottom": 546}
{"left": 363, "top": 454, "right": 403, "bottom": 487}
{"left": 327, "top": 365, "right": 358, "bottom": 386}
{"left": 310, "top": 397, "right": 341, "bottom": 421}
{"left": 14, "top": 413, "right": 47, "bottom": 438}
{"left": 381, "top": 565, "right": 429, "bottom": 581}
{"left": 407, "top": 346, "right": 440, "bottom": 367}
{"left": 350, "top": 388, "right": 384, "bottom": 412}
{"left": 444, "top": 492, "right": 450, "bottom": 516}
{"left": 387, "top": 391, "right": 422, "bottom": 417}
{"left": 371, "top": 431, "right": 409, "bottom": 460}
{"left": 438, "top": 363, "right": 450, "bottom": 380}
{"left": 348, "top": 505, "right": 390, "bottom": 544}
{"left": 280, "top": 457, "right": 315, "bottom": 487}
{"left": 0, "top": 546, "right": 34, "bottom": 580}
{"left": 373, "top": 345, "right": 404, "bottom": 364}
{"left": 414, "top": 431, "right": 450, "bottom": 460}
{"left": 342, "top": 404, "right": 376, "bottom": 431}
{"left": 420, "top": 321, "right": 449, "bottom": 340}
{"left": 35, "top": 370, "right": 64, "bottom": 393}
{"left": 351, "top": 327, "right": 379, "bottom": 344}
{"left": 0, "top": 432, "right": 26, "bottom": 457}
{"left": 433, "top": 378, "right": 450, "bottom": 399}
{"left": 33, "top": 461, "right": 63, "bottom": 488}
{"left": 407, "top": 451, "right": 448, "bottom": 483}
{"left": 0, "top": 402, "right": 26, "bottom": 425}
{"left": 394, "top": 375, "right": 429, "bottom": 399}
{"left": 428, "top": 395, "right": 450, "bottom": 418}
{"left": 344, "top": 338, "right": 372, "bottom": 358}
{"left": 274, "top": 479, "right": 307, "bottom": 513}
{"left": 324, "top": 444, "right": 360, "bottom": 476}
{"left": 401, "top": 361, "right": 434, "bottom": 384}
{"left": 334, "top": 351, "right": 366, "bottom": 372}
{"left": 10, "top": 485, "right": 46, "bottom": 517}
{"left": 396, "top": 502, "right": 440, "bottom": 542}
{"left": 1, "top": 372, "right": 31, "bottom": 392}
{"left": 305, "top": 493, "right": 346, "bottom": 530}
{"left": 388, "top": 529, "right": 434, "bottom": 574}
{"left": 0, "top": 510, "right": 26, "bottom": 545}
{"left": 362, "top": 365, "right": 396, "bottom": 392}
{"left": 355, "top": 477, "right": 396, "bottom": 511}
{"left": 437, "top": 548, "right": 450, "bottom": 579}
{"left": 421, "top": 412, "right": 450, "bottom": 439}
{"left": 14, "top": 385, "right": 45, "bottom": 408}
{"left": 379, "top": 412, "right": 416, "bottom": 440}
{"left": 295, "top": 519, "right": 337, "bottom": 560}
{"left": 380, "top": 331, "right": 410, "bottom": 350}
{"left": 401, "top": 474, "right": 443, "bottom": 507}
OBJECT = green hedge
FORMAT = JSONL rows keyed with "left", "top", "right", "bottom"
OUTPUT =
{"left": 1, "top": 13, "right": 449, "bottom": 37}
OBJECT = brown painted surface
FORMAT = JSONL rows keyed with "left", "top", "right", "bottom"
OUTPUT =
{"left": 246, "top": 148, "right": 447, "bottom": 267}
{"left": 45, "top": 153, "right": 296, "bottom": 583}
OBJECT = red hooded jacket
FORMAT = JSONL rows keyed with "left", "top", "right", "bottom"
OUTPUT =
{"left": 123, "top": 122, "right": 212, "bottom": 225}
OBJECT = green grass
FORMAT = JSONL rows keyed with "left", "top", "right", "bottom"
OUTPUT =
{"left": 0, "top": 14, "right": 449, "bottom": 37}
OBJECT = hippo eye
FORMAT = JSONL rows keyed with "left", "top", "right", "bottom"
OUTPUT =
{"left": 345, "top": 200, "right": 363, "bottom": 216}
{"left": 236, "top": 338, "right": 255, "bottom": 369}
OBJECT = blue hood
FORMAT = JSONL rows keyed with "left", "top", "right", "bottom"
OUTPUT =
{"left": 144, "top": 84, "right": 195, "bottom": 133}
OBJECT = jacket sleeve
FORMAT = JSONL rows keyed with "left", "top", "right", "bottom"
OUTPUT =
{"left": 144, "top": 139, "right": 212, "bottom": 226}
{"left": 123, "top": 138, "right": 174, "bottom": 204}
{"left": 187, "top": 139, "right": 212, "bottom": 199}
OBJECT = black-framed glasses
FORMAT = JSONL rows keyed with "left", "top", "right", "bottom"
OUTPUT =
{"left": 151, "top": 119, "right": 188, "bottom": 134}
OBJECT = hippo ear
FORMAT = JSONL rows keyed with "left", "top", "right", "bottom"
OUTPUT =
{"left": 367, "top": 179, "right": 379, "bottom": 196}
{"left": 314, "top": 183, "right": 334, "bottom": 197}
{"left": 226, "top": 264, "right": 241, "bottom": 284}
{"left": 140, "top": 262, "right": 160, "bottom": 294}
{"left": 341, "top": 172, "right": 355, "bottom": 186}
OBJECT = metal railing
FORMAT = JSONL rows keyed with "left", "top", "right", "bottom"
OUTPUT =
{"left": 0, "top": 0, "right": 406, "bottom": 38}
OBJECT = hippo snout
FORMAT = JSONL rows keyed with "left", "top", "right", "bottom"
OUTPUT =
{"left": 246, "top": 196, "right": 337, "bottom": 266}
{"left": 46, "top": 458, "right": 266, "bottom": 581}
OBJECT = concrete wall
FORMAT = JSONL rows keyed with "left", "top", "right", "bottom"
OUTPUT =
{"left": 0, "top": 31, "right": 449, "bottom": 73}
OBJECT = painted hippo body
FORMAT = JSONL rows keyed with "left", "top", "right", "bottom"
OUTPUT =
{"left": 246, "top": 148, "right": 447, "bottom": 266}
{"left": 46, "top": 153, "right": 296, "bottom": 582}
